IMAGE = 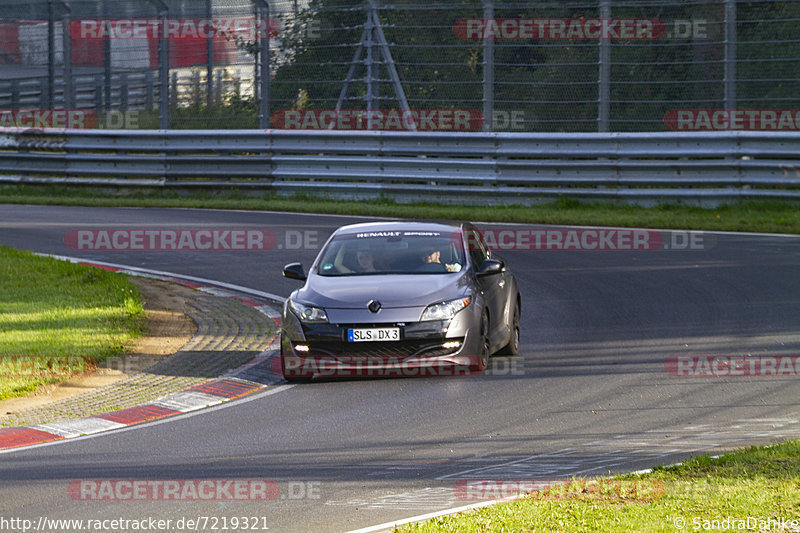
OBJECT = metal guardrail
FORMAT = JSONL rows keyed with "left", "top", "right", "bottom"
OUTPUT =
{"left": 0, "top": 129, "right": 799, "bottom": 205}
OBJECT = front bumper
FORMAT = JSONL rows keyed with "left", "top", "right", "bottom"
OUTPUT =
{"left": 280, "top": 306, "right": 484, "bottom": 378}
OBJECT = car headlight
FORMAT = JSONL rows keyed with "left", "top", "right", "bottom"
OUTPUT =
{"left": 289, "top": 299, "right": 329, "bottom": 323}
{"left": 420, "top": 297, "right": 471, "bottom": 321}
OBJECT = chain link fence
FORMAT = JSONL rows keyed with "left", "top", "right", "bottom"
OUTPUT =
{"left": 0, "top": 0, "right": 797, "bottom": 131}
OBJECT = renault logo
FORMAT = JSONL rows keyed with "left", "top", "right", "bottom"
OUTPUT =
{"left": 368, "top": 300, "right": 381, "bottom": 313}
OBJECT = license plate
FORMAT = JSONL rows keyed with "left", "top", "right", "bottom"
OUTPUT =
{"left": 347, "top": 327, "right": 400, "bottom": 342}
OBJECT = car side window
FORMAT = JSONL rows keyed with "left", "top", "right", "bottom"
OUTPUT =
{"left": 466, "top": 229, "right": 489, "bottom": 268}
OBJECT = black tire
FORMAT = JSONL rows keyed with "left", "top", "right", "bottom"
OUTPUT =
{"left": 498, "top": 302, "right": 520, "bottom": 356}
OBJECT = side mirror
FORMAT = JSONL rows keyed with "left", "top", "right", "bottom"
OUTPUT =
{"left": 477, "top": 258, "right": 504, "bottom": 276}
{"left": 282, "top": 262, "right": 306, "bottom": 281}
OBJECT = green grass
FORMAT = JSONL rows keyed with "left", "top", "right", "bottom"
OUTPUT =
{"left": 398, "top": 441, "right": 800, "bottom": 532}
{"left": 0, "top": 246, "right": 144, "bottom": 400}
{"left": 1, "top": 185, "right": 799, "bottom": 234}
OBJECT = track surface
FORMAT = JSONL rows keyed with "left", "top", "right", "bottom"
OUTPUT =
{"left": 1, "top": 204, "right": 799, "bottom": 532}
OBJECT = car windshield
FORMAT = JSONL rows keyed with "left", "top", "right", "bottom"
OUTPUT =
{"left": 316, "top": 230, "right": 465, "bottom": 276}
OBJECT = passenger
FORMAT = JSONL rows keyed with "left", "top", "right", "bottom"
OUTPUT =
{"left": 356, "top": 249, "right": 378, "bottom": 273}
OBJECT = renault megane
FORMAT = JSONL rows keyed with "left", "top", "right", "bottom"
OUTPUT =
{"left": 280, "top": 221, "right": 520, "bottom": 381}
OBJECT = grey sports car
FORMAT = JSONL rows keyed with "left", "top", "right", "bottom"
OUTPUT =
{"left": 280, "top": 221, "right": 520, "bottom": 381}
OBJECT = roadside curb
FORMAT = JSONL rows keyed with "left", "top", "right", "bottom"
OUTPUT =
{"left": 0, "top": 256, "right": 286, "bottom": 451}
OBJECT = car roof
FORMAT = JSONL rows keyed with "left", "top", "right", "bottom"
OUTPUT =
{"left": 332, "top": 221, "right": 466, "bottom": 236}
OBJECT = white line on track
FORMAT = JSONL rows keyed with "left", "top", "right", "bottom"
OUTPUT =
{"left": 344, "top": 496, "right": 523, "bottom": 533}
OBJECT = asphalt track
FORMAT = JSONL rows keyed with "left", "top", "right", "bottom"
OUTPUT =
{"left": 1, "top": 204, "right": 799, "bottom": 532}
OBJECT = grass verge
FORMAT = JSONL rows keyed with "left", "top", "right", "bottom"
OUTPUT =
{"left": 398, "top": 441, "right": 800, "bottom": 532}
{"left": 1, "top": 185, "right": 799, "bottom": 234}
{"left": 0, "top": 246, "right": 144, "bottom": 401}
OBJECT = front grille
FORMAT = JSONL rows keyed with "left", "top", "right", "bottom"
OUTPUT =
{"left": 303, "top": 339, "right": 463, "bottom": 357}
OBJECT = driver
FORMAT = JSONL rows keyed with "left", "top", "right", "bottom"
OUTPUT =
{"left": 420, "top": 247, "right": 461, "bottom": 272}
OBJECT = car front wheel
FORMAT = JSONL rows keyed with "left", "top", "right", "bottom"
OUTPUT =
{"left": 498, "top": 302, "right": 520, "bottom": 356}
{"left": 475, "top": 310, "right": 491, "bottom": 371}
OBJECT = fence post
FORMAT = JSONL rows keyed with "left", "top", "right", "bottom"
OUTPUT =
{"left": 146, "top": 70, "right": 154, "bottom": 110}
{"left": 60, "top": 1, "right": 73, "bottom": 110}
{"left": 206, "top": 0, "right": 214, "bottom": 106}
{"left": 142, "top": 0, "right": 170, "bottom": 128}
{"left": 94, "top": 74, "right": 104, "bottom": 112}
{"left": 255, "top": 0, "right": 270, "bottom": 130}
{"left": 597, "top": 0, "right": 610, "bottom": 132}
{"left": 365, "top": 1, "right": 376, "bottom": 128}
{"left": 170, "top": 71, "right": 178, "bottom": 107}
{"left": 103, "top": 0, "right": 112, "bottom": 111}
{"left": 47, "top": 0, "right": 56, "bottom": 109}
{"left": 155, "top": 3, "right": 170, "bottom": 128}
{"left": 121, "top": 73, "right": 129, "bottom": 111}
{"left": 215, "top": 70, "right": 223, "bottom": 105}
{"left": 254, "top": 0, "right": 271, "bottom": 129}
{"left": 10, "top": 81, "right": 19, "bottom": 110}
{"left": 482, "top": 0, "right": 494, "bottom": 132}
{"left": 724, "top": 0, "right": 737, "bottom": 110}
